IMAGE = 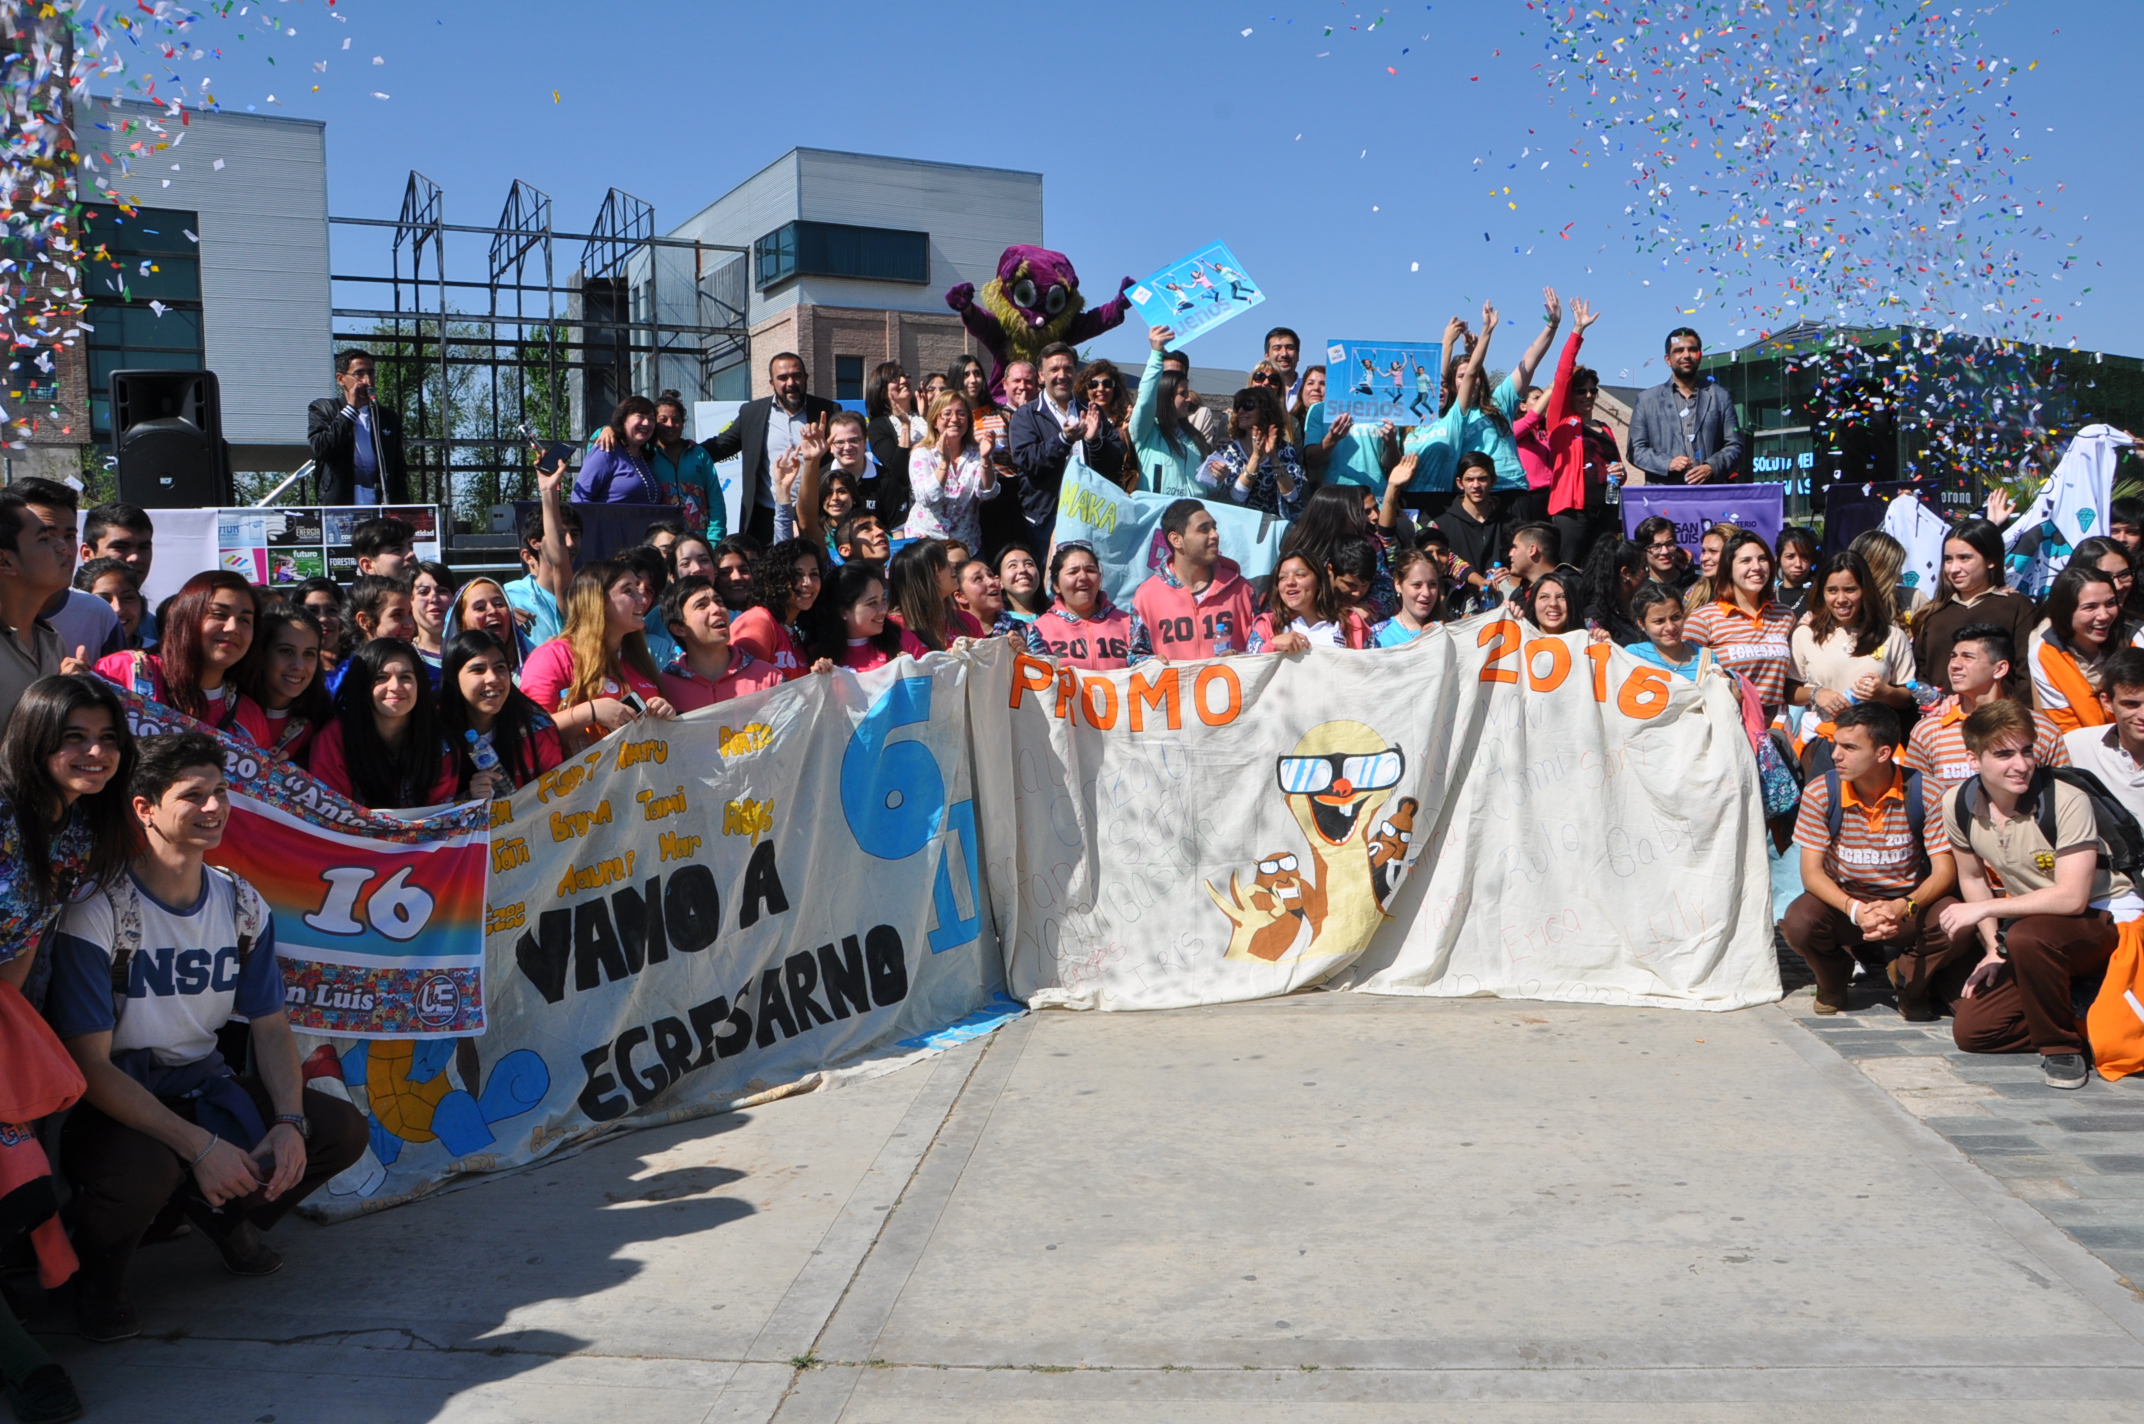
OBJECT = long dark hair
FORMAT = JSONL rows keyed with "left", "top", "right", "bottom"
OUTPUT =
{"left": 1931, "top": 518, "right": 2007, "bottom": 609}
{"left": 1576, "top": 537, "right": 1645, "bottom": 645}
{"left": 331, "top": 638, "right": 448, "bottom": 810}
{"left": 888, "top": 539, "right": 951, "bottom": 651}
{"left": 158, "top": 571, "right": 259, "bottom": 722}
{"left": 0, "top": 674, "right": 137, "bottom": 908}
{"left": 865, "top": 360, "right": 909, "bottom": 420}
{"left": 754, "top": 537, "right": 826, "bottom": 627}
{"left": 1153, "top": 367, "right": 1190, "bottom": 457}
{"left": 1806, "top": 550, "right": 1887, "bottom": 658}
{"left": 438, "top": 631, "right": 552, "bottom": 794}
{"left": 294, "top": 576, "right": 349, "bottom": 659}
{"left": 1281, "top": 483, "right": 1372, "bottom": 572}
{"left": 2045, "top": 563, "right": 2124, "bottom": 654}
{"left": 1265, "top": 551, "right": 1344, "bottom": 626}
{"left": 1522, "top": 568, "right": 1582, "bottom": 635}
{"left": 807, "top": 563, "right": 903, "bottom": 665}
{"left": 242, "top": 602, "right": 334, "bottom": 730}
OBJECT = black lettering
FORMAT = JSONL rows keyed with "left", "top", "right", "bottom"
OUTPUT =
{"left": 576, "top": 1044, "right": 629, "bottom": 1121}
{"left": 687, "top": 994, "right": 730, "bottom": 1068}
{"left": 1071, "top": 637, "right": 1088, "bottom": 659}
{"left": 613, "top": 1026, "right": 666, "bottom": 1106}
{"left": 738, "top": 840, "right": 790, "bottom": 928}
{"left": 715, "top": 997, "right": 753, "bottom": 1058}
{"left": 652, "top": 1016, "right": 696, "bottom": 1084}
{"left": 865, "top": 924, "right": 909, "bottom": 1006}
{"left": 755, "top": 965, "right": 799, "bottom": 1046}
{"left": 818, "top": 936, "right": 870, "bottom": 1019}
{"left": 574, "top": 900, "right": 632, "bottom": 990}
{"left": 612, "top": 877, "right": 669, "bottom": 968}
{"left": 784, "top": 950, "right": 835, "bottom": 1028}
{"left": 664, "top": 863, "right": 720, "bottom": 952}
{"left": 515, "top": 908, "right": 573, "bottom": 1004}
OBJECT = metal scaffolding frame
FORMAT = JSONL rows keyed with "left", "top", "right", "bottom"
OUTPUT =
{"left": 323, "top": 170, "right": 750, "bottom": 525}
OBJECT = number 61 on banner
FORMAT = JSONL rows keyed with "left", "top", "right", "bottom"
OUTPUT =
{"left": 1477, "top": 620, "right": 1671, "bottom": 719}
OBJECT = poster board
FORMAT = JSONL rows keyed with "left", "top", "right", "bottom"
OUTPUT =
{"left": 1322, "top": 339, "right": 1442, "bottom": 426}
{"left": 1125, "top": 241, "right": 1265, "bottom": 346}
{"left": 213, "top": 504, "right": 443, "bottom": 586}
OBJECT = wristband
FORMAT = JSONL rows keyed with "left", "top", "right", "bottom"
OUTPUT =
{"left": 1904, "top": 898, "right": 1918, "bottom": 918}
{"left": 187, "top": 1135, "right": 218, "bottom": 1169}
{"left": 1847, "top": 901, "right": 1861, "bottom": 926}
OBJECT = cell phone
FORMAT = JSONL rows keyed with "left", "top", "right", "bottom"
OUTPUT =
{"left": 534, "top": 441, "right": 574, "bottom": 473}
{"left": 618, "top": 689, "right": 646, "bottom": 715}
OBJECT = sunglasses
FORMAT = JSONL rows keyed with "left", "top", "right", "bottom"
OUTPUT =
{"left": 1275, "top": 749, "right": 1405, "bottom": 796}
{"left": 1250, "top": 373, "right": 1280, "bottom": 385}
{"left": 1087, "top": 378, "right": 1119, "bottom": 391}
{"left": 1257, "top": 854, "right": 1300, "bottom": 876}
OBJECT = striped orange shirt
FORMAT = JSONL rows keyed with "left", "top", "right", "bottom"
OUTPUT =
{"left": 1791, "top": 766, "right": 1948, "bottom": 897}
{"left": 1900, "top": 698, "right": 2069, "bottom": 789}
{"left": 1684, "top": 598, "right": 1797, "bottom": 714}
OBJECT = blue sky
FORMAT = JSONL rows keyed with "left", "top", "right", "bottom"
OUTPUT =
{"left": 97, "top": 0, "right": 2144, "bottom": 385}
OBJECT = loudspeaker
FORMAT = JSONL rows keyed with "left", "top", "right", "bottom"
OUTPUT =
{"left": 112, "top": 368, "right": 231, "bottom": 507}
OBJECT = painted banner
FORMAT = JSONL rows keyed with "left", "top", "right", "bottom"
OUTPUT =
{"left": 296, "top": 656, "right": 1010, "bottom": 1219}
{"left": 1323, "top": 339, "right": 1442, "bottom": 426}
{"left": 968, "top": 625, "right": 1779, "bottom": 1014}
{"left": 1880, "top": 492, "right": 1948, "bottom": 604}
{"left": 113, "top": 690, "right": 491, "bottom": 1038}
{"left": 1051, "top": 456, "right": 1289, "bottom": 607}
{"left": 1125, "top": 241, "right": 1264, "bottom": 346}
{"left": 1619, "top": 482, "right": 1783, "bottom": 558}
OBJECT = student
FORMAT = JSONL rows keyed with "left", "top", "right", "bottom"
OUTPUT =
{"left": 818, "top": 411, "right": 881, "bottom": 526}
{"left": 2062, "top": 647, "right": 2144, "bottom": 820}
{"left": 408, "top": 560, "right": 457, "bottom": 679}
{"left": 240, "top": 603, "right": 333, "bottom": 763}
{"left": 1576, "top": 537, "right": 1645, "bottom": 645}
{"left": 1418, "top": 526, "right": 1486, "bottom": 617}
{"left": 1373, "top": 547, "right": 1446, "bottom": 646}
{"left": 2029, "top": 564, "right": 2133, "bottom": 734}
{"left": 1025, "top": 544, "right": 1147, "bottom": 670}
{"left": 710, "top": 535, "right": 760, "bottom": 613}
{"left": 1680, "top": 521, "right": 1742, "bottom": 610}
{"left": 1938, "top": 700, "right": 2140, "bottom": 1089}
{"left": 887, "top": 539, "right": 969, "bottom": 653}
{"left": 1684, "top": 530, "right": 1798, "bottom": 719}
{"left": 348, "top": 516, "right": 416, "bottom": 579}
{"left": 1327, "top": 538, "right": 1382, "bottom": 626}
{"left": 95, "top": 571, "right": 266, "bottom": 739}
{"left": 1492, "top": 522, "right": 1561, "bottom": 601}
{"left": 1790, "top": 550, "right": 1918, "bottom": 736}
{"left": 1911, "top": 518, "right": 2037, "bottom": 701}
{"left": 832, "top": 513, "right": 891, "bottom": 571}
{"left": 1249, "top": 552, "right": 1371, "bottom": 653}
{"left": 75, "top": 555, "right": 147, "bottom": 648}
{"left": 1632, "top": 514, "right": 1689, "bottom": 591}
{"left": 1285, "top": 483, "right": 1396, "bottom": 619}
{"left": 81, "top": 501, "right": 159, "bottom": 646}
{"left": 1783, "top": 701, "right": 1961, "bottom": 1018}
{"left": 1901, "top": 624, "right": 2068, "bottom": 788}
{"left": 1774, "top": 526, "right": 1819, "bottom": 616}
{"left": 12, "top": 477, "right": 122, "bottom": 663}
{"left": 995, "top": 544, "right": 1047, "bottom": 624}
{"left": 436, "top": 631, "right": 564, "bottom": 797}
{"left": 1128, "top": 324, "right": 1205, "bottom": 496}
{"left": 656, "top": 575, "right": 790, "bottom": 712}
{"left": 617, "top": 543, "right": 680, "bottom": 667}
{"left": 648, "top": 390, "right": 725, "bottom": 539}
{"left": 729, "top": 538, "right": 829, "bottom": 678}
{"left": 1848, "top": 528, "right": 1919, "bottom": 624}
{"left": 0, "top": 675, "right": 135, "bottom": 992}
{"left": 1627, "top": 581, "right": 1701, "bottom": 679}
{"left": 644, "top": 518, "right": 686, "bottom": 566}
{"left": 2109, "top": 496, "right": 2144, "bottom": 562}
{"left": 449, "top": 575, "right": 532, "bottom": 672}
{"left": 1133, "top": 499, "right": 1257, "bottom": 661}
{"left": 811, "top": 563, "right": 928, "bottom": 673}
{"left": 500, "top": 463, "right": 579, "bottom": 645}
{"left": 50, "top": 732, "right": 369, "bottom": 1341}
{"left": 671, "top": 533, "right": 717, "bottom": 584}
{"left": 1432, "top": 453, "right": 1508, "bottom": 588}
{"left": 295, "top": 577, "right": 350, "bottom": 671}
{"left": 955, "top": 558, "right": 1018, "bottom": 636}
{"left": 2070, "top": 536, "right": 2136, "bottom": 621}
{"left": 307, "top": 639, "right": 460, "bottom": 810}
{"left": 1523, "top": 569, "right": 1581, "bottom": 637}
{"left": 519, "top": 562, "right": 679, "bottom": 748}
{"left": 330, "top": 574, "right": 416, "bottom": 696}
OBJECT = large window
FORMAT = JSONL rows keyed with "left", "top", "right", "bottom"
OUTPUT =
{"left": 835, "top": 356, "right": 864, "bottom": 402}
{"left": 754, "top": 220, "right": 929, "bottom": 292}
{"left": 79, "top": 204, "right": 205, "bottom": 444}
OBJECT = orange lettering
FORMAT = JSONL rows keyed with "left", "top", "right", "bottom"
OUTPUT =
{"left": 1128, "top": 667, "right": 1181, "bottom": 731}
{"left": 1193, "top": 664, "right": 1242, "bottom": 726}
{"left": 1010, "top": 653, "right": 1057, "bottom": 710}
{"left": 1078, "top": 674, "right": 1120, "bottom": 730}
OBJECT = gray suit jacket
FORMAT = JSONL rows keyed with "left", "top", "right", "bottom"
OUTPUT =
{"left": 1628, "top": 378, "right": 1743, "bottom": 482}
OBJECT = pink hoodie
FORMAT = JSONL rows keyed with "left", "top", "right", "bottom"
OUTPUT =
{"left": 1132, "top": 556, "right": 1256, "bottom": 661}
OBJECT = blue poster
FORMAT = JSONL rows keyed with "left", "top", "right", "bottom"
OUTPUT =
{"left": 1124, "top": 241, "right": 1265, "bottom": 345}
{"left": 1053, "top": 456, "right": 1287, "bottom": 607}
{"left": 1322, "top": 339, "right": 1442, "bottom": 426}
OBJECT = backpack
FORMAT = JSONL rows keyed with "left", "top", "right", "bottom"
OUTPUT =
{"left": 1951, "top": 767, "right": 2144, "bottom": 880}
{"left": 1822, "top": 767, "right": 1930, "bottom": 878}
{"left": 104, "top": 867, "right": 267, "bottom": 1024}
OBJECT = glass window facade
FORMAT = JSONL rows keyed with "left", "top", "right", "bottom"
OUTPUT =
{"left": 835, "top": 355, "right": 864, "bottom": 402}
{"left": 754, "top": 220, "right": 929, "bottom": 291}
{"left": 79, "top": 203, "right": 205, "bottom": 444}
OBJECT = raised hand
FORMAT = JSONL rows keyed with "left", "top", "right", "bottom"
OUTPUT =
{"left": 1571, "top": 296, "right": 1600, "bottom": 331}
{"left": 1542, "top": 286, "right": 1562, "bottom": 326}
{"left": 1149, "top": 324, "right": 1176, "bottom": 352}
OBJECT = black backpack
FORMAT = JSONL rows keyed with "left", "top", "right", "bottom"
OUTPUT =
{"left": 1823, "top": 767, "right": 1931, "bottom": 879}
{"left": 1951, "top": 766, "right": 2144, "bottom": 879}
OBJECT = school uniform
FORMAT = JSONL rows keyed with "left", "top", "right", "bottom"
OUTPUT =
{"left": 1131, "top": 558, "right": 1257, "bottom": 661}
{"left": 1902, "top": 699, "right": 2068, "bottom": 789}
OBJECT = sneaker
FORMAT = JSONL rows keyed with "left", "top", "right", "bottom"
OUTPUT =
{"left": 2042, "top": 1053, "right": 2090, "bottom": 1091}
{"left": 3, "top": 1363, "right": 85, "bottom": 1423}
{"left": 1812, "top": 987, "right": 1849, "bottom": 1016}
{"left": 207, "top": 1219, "right": 283, "bottom": 1278}
{"left": 75, "top": 1287, "right": 139, "bottom": 1344}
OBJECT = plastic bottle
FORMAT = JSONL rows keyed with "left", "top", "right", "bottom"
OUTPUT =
{"left": 466, "top": 729, "right": 500, "bottom": 774}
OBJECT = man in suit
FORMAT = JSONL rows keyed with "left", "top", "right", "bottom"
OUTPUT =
{"left": 1006, "top": 341, "right": 1127, "bottom": 551}
{"left": 699, "top": 352, "right": 841, "bottom": 547}
{"left": 306, "top": 349, "right": 409, "bottom": 506}
{"left": 1628, "top": 326, "right": 1743, "bottom": 485}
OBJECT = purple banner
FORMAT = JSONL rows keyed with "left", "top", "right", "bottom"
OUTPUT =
{"left": 1619, "top": 482, "right": 1784, "bottom": 557}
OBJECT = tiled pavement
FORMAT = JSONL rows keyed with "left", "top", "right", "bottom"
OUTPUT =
{"left": 1774, "top": 935, "right": 2144, "bottom": 1293}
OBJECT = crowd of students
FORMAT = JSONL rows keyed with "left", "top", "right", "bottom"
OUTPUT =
{"left": 0, "top": 314, "right": 2137, "bottom": 1417}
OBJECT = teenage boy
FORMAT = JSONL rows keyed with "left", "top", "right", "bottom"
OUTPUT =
{"left": 1491, "top": 522, "right": 1561, "bottom": 599}
{"left": 1783, "top": 702, "right": 1962, "bottom": 1019}
{"left": 1432, "top": 453, "right": 1507, "bottom": 582}
{"left": 82, "top": 501, "right": 158, "bottom": 646}
{"left": 2064, "top": 647, "right": 2144, "bottom": 821}
{"left": 1939, "top": 700, "right": 2132, "bottom": 1089}
{"left": 1902, "top": 624, "right": 2069, "bottom": 788}
{"left": 1132, "top": 499, "right": 1256, "bottom": 661}
{"left": 820, "top": 411, "right": 884, "bottom": 514}
{"left": 833, "top": 513, "right": 891, "bottom": 570}
{"left": 655, "top": 575, "right": 787, "bottom": 713}
{"left": 349, "top": 516, "right": 416, "bottom": 579}
{"left": 51, "top": 732, "right": 369, "bottom": 1341}
{"left": 502, "top": 459, "right": 579, "bottom": 644}
{"left": 14, "top": 477, "right": 121, "bottom": 662}
{"left": 0, "top": 488, "right": 70, "bottom": 726}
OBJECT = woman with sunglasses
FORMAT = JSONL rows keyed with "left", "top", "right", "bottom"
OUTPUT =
{"left": 1075, "top": 359, "right": 1135, "bottom": 492}
{"left": 1200, "top": 386, "right": 1304, "bottom": 517}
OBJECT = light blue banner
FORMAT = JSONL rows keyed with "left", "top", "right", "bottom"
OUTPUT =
{"left": 1124, "top": 241, "right": 1265, "bottom": 346}
{"left": 1052, "top": 457, "right": 1288, "bottom": 607}
{"left": 1323, "top": 339, "right": 1442, "bottom": 426}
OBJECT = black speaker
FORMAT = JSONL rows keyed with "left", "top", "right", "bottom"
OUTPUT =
{"left": 113, "top": 368, "right": 231, "bottom": 507}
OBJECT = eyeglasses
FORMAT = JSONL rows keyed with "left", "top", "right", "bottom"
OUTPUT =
{"left": 1275, "top": 748, "right": 1405, "bottom": 796}
{"left": 1256, "top": 854, "right": 1300, "bottom": 875}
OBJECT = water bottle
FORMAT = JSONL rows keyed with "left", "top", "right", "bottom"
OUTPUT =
{"left": 466, "top": 729, "right": 500, "bottom": 774}
{"left": 1907, "top": 679, "right": 1946, "bottom": 711}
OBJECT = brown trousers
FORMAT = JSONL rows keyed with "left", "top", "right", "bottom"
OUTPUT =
{"left": 1781, "top": 893, "right": 1972, "bottom": 1004}
{"left": 62, "top": 1079, "right": 368, "bottom": 1288}
{"left": 1952, "top": 911, "right": 2117, "bottom": 1057}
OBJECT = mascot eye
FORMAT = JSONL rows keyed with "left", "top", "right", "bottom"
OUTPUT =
{"left": 1011, "top": 278, "right": 1039, "bottom": 310}
{"left": 1044, "top": 284, "right": 1068, "bottom": 316}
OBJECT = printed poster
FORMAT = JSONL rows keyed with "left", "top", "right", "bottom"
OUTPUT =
{"left": 1125, "top": 241, "right": 1265, "bottom": 346}
{"left": 1052, "top": 456, "right": 1289, "bottom": 607}
{"left": 213, "top": 504, "right": 440, "bottom": 587}
{"left": 1619, "top": 484, "right": 1783, "bottom": 561}
{"left": 1323, "top": 339, "right": 1443, "bottom": 426}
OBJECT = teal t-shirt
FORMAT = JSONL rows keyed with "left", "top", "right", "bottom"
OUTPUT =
{"left": 1302, "top": 402, "right": 1392, "bottom": 489}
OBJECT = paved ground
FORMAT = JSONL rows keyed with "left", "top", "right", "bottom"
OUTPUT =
{"left": 21, "top": 991, "right": 2144, "bottom": 1421}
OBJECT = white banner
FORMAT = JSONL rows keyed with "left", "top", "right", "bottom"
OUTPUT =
{"left": 969, "top": 622, "right": 1779, "bottom": 1013}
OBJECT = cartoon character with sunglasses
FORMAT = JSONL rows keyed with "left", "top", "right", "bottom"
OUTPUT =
{"left": 1204, "top": 720, "right": 1410, "bottom": 964}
